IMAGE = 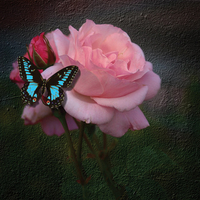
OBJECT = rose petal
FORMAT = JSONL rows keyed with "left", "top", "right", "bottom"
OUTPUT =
{"left": 109, "top": 59, "right": 131, "bottom": 77}
{"left": 78, "top": 19, "right": 96, "bottom": 43}
{"left": 98, "top": 106, "right": 149, "bottom": 137}
{"left": 41, "top": 63, "right": 64, "bottom": 80}
{"left": 91, "top": 48, "right": 111, "bottom": 68}
{"left": 74, "top": 68, "right": 105, "bottom": 96}
{"left": 92, "top": 85, "right": 148, "bottom": 112}
{"left": 40, "top": 113, "right": 78, "bottom": 136}
{"left": 79, "top": 20, "right": 124, "bottom": 50}
{"left": 51, "top": 29, "right": 70, "bottom": 57}
{"left": 122, "top": 61, "right": 152, "bottom": 81}
{"left": 137, "top": 70, "right": 161, "bottom": 100}
{"left": 63, "top": 90, "right": 114, "bottom": 124}
{"left": 100, "top": 33, "right": 130, "bottom": 54}
{"left": 68, "top": 25, "right": 82, "bottom": 60}
{"left": 81, "top": 70, "right": 143, "bottom": 98}
{"left": 105, "top": 51, "right": 118, "bottom": 63}
{"left": 122, "top": 42, "right": 145, "bottom": 72}
{"left": 21, "top": 100, "right": 52, "bottom": 124}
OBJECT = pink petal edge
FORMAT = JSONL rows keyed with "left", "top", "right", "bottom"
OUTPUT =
{"left": 21, "top": 100, "right": 52, "bottom": 124}
{"left": 63, "top": 90, "right": 114, "bottom": 124}
{"left": 92, "top": 85, "right": 148, "bottom": 112}
{"left": 98, "top": 106, "right": 149, "bottom": 137}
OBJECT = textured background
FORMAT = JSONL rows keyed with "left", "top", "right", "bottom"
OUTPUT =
{"left": 0, "top": 0, "right": 200, "bottom": 199}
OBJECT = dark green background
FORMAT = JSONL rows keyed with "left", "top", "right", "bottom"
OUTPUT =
{"left": 0, "top": 0, "right": 200, "bottom": 199}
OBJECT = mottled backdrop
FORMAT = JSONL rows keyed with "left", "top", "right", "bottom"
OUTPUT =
{"left": 0, "top": 0, "right": 200, "bottom": 199}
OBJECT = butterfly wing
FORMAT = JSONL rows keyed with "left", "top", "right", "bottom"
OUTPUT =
{"left": 18, "top": 56, "right": 43, "bottom": 105}
{"left": 21, "top": 82, "right": 42, "bottom": 105}
{"left": 18, "top": 56, "right": 43, "bottom": 83}
{"left": 45, "top": 66, "right": 79, "bottom": 108}
{"left": 44, "top": 86, "right": 64, "bottom": 109}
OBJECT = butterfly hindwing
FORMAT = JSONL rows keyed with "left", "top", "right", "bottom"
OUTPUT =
{"left": 18, "top": 56, "right": 43, "bottom": 105}
{"left": 21, "top": 82, "right": 42, "bottom": 105}
{"left": 45, "top": 86, "right": 64, "bottom": 109}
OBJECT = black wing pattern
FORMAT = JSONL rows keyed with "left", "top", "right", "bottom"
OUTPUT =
{"left": 18, "top": 56, "right": 79, "bottom": 108}
{"left": 18, "top": 56, "right": 43, "bottom": 105}
{"left": 45, "top": 66, "right": 79, "bottom": 108}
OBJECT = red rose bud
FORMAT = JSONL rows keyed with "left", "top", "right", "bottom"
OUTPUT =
{"left": 25, "top": 32, "right": 56, "bottom": 69}
{"left": 43, "top": 35, "right": 56, "bottom": 66}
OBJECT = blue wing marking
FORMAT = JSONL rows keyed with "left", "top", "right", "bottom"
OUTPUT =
{"left": 24, "top": 63, "right": 30, "bottom": 70}
{"left": 49, "top": 85, "right": 60, "bottom": 101}
{"left": 26, "top": 75, "right": 34, "bottom": 81}
{"left": 57, "top": 70, "right": 72, "bottom": 86}
{"left": 58, "top": 80, "right": 64, "bottom": 85}
{"left": 27, "top": 82, "right": 39, "bottom": 98}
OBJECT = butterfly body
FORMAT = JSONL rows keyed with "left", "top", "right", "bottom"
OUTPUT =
{"left": 18, "top": 56, "right": 79, "bottom": 109}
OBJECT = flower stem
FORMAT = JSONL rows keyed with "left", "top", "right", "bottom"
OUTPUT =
{"left": 62, "top": 118, "right": 84, "bottom": 183}
{"left": 83, "top": 132, "right": 123, "bottom": 199}
{"left": 52, "top": 108, "right": 88, "bottom": 199}
{"left": 83, "top": 133, "right": 95, "bottom": 154}
{"left": 77, "top": 121, "right": 85, "bottom": 166}
{"left": 103, "top": 132, "right": 107, "bottom": 151}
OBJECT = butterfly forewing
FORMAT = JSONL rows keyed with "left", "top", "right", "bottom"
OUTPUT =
{"left": 45, "top": 65, "right": 79, "bottom": 108}
{"left": 46, "top": 65, "right": 79, "bottom": 88}
{"left": 18, "top": 56, "right": 43, "bottom": 105}
{"left": 18, "top": 56, "right": 43, "bottom": 84}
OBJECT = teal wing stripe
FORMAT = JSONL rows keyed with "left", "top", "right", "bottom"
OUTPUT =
{"left": 50, "top": 86, "right": 60, "bottom": 101}
{"left": 27, "top": 82, "right": 39, "bottom": 97}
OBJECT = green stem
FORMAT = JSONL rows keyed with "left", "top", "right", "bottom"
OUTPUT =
{"left": 77, "top": 121, "right": 85, "bottom": 166}
{"left": 93, "top": 133, "right": 101, "bottom": 151}
{"left": 83, "top": 133, "right": 95, "bottom": 154}
{"left": 103, "top": 132, "right": 107, "bottom": 151}
{"left": 52, "top": 109, "right": 88, "bottom": 200}
{"left": 83, "top": 133, "right": 122, "bottom": 199}
{"left": 73, "top": 117, "right": 81, "bottom": 129}
{"left": 56, "top": 112, "right": 84, "bottom": 185}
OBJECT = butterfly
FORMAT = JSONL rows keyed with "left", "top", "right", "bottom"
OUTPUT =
{"left": 18, "top": 56, "right": 79, "bottom": 109}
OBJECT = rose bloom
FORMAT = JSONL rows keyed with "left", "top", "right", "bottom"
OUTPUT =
{"left": 48, "top": 19, "right": 161, "bottom": 137}
{"left": 10, "top": 32, "right": 78, "bottom": 136}
{"left": 10, "top": 20, "right": 161, "bottom": 137}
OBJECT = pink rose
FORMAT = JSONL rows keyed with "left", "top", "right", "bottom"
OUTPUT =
{"left": 53, "top": 20, "right": 161, "bottom": 137}
{"left": 10, "top": 31, "right": 78, "bottom": 136}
